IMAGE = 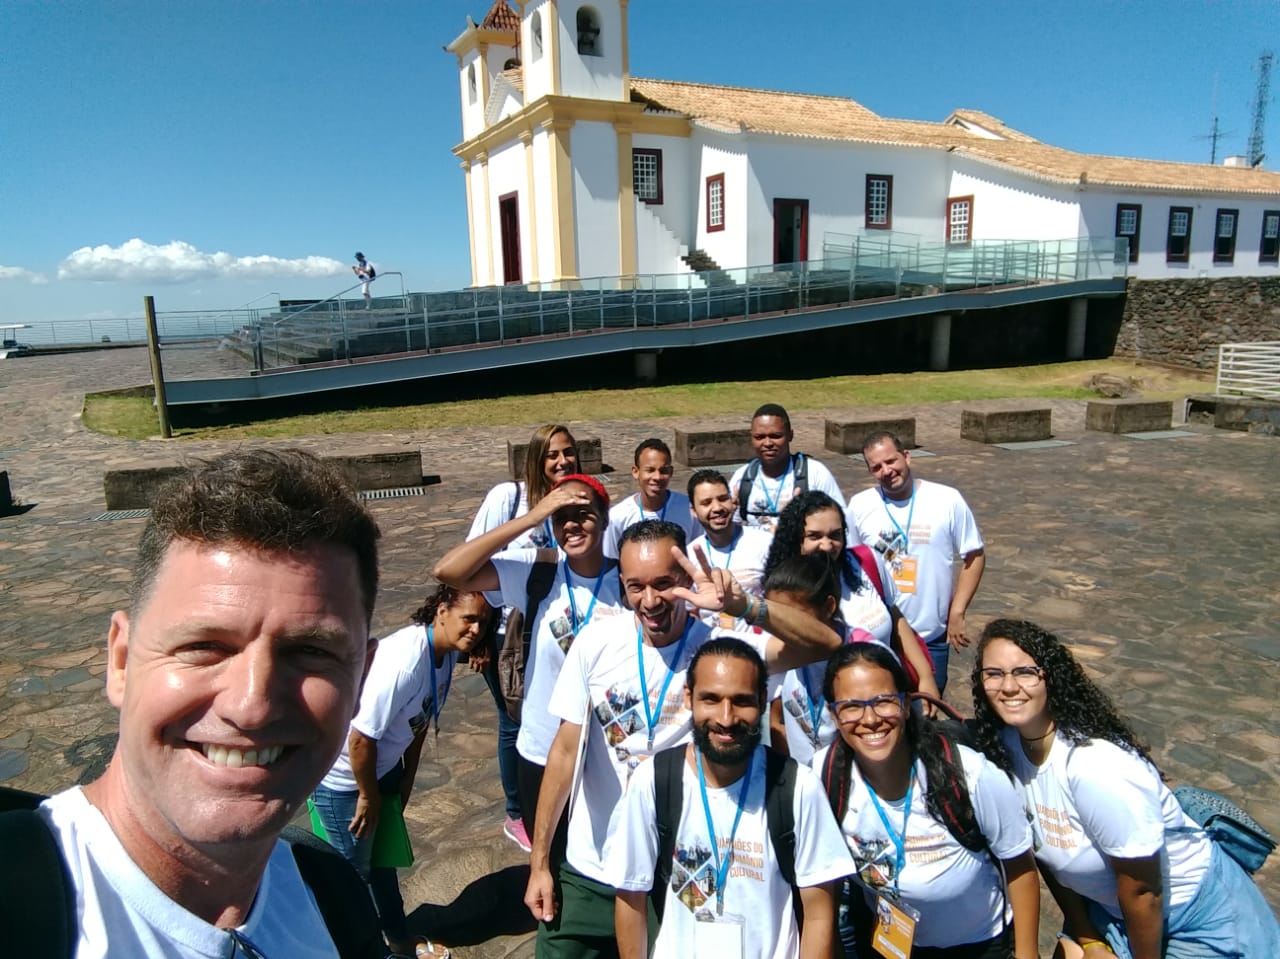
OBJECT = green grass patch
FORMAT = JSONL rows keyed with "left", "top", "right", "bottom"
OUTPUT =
{"left": 81, "top": 359, "right": 1211, "bottom": 441}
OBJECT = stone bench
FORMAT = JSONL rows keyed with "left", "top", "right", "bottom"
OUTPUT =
{"left": 674, "top": 428, "right": 753, "bottom": 467}
{"left": 1213, "top": 396, "right": 1280, "bottom": 436}
{"left": 960, "top": 404, "right": 1052, "bottom": 444}
{"left": 824, "top": 417, "right": 917, "bottom": 454}
{"left": 508, "top": 436, "right": 603, "bottom": 478}
{"left": 1085, "top": 399, "right": 1173, "bottom": 434}
{"left": 103, "top": 450, "right": 424, "bottom": 510}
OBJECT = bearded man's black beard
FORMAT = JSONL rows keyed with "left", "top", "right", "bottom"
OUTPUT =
{"left": 692, "top": 718, "right": 761, "bottom": 766}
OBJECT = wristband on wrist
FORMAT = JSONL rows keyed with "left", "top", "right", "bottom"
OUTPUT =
{"left": 751, "top": 596, "right": 769, "bottom": 627}
{"left": 740, "top": 595, "right": 756, "bottom": 623}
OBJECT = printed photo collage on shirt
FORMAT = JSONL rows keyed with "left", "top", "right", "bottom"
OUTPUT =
{"left": 671, "top": 839, "right": 718, "bottom": 916}
{"left": 593, "top": 686, "right": 644, "bottom": 751}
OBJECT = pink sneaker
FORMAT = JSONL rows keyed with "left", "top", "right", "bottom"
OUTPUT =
{"left": 503, "top": 815, "right": 532, "bottom": 853}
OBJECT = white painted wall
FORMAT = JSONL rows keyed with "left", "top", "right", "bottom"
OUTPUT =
{"left": 571, "top": 120, "right": 620, "bottom": 278}
{"left": 555, "top": 1, "right": 625, "bottom": 102}
{"left": 522, "top": 0, "right": 554, "bottom": 104}
{"left": 1078, "top": 190, "right": 1280, "bottom": 278}
{"left": 459, "top": 50, "right": 487, "bottom": 142}
{"left": 695, "top": 135, "right": 749, "bottom": 271}
{"left": 469, "top": 160, "right": 493, "bottom": 286}
{"left": 487, "top": 140, "right": 531, "bottom": 283}
{"left": 947, "top": 158, "right": 1081, "bottom": 242}
{"left": 632, "top": 132, "right": 693, "bottom": 275}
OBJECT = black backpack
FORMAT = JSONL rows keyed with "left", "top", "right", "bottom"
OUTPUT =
{"left": 0, "top": 786, "right": 384, "bottom": 959}
{"left": 737, "top": 453, "right": 810, "bottom": 523}
{"left": 650, "top": 745, "right": 798, "bottom": 924}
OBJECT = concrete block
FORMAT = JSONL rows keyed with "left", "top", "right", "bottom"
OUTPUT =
{"left": 824, "top": 417, "right": 917, "bottom": 454}
{"left": 1213, "top": 396, "right": 1280, "bottom": 435}
{"left": 508, "top": 436, "right": 603, "bottom": 478}
{"left": 673, "top": 428, "right": 754, "bottom": 467}
{"left": 103, "top": 466, "right": 189, "bottom": 511}
{"left": 961, "top": 405, "right": 1052, "bottom": 444}
{"left": 1085, "top": 399, "right": 1173, "bottom": 434}
{"left": 325, "top": 450, "right": 423, "bottom": 490}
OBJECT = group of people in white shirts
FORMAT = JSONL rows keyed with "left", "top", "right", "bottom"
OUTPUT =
{"left": 333, "top": 404, "right": 1277, "bottom": 959}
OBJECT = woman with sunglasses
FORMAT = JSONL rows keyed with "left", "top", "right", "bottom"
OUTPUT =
{"left": 972, "top": 619, "right": 1279, "bottom": 959}
{"left": 765, "top": 491, "right": 940, "bottom": 702}
{"left": 466, "top": 424, "right": 580, "bottom": 852}
{"left": 816, "top": 643, "right": 1040, "bottom": 959}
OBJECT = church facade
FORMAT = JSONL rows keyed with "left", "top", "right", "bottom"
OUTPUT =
{"left": 448, "top": 1, "right": 1280, "bottom": 288}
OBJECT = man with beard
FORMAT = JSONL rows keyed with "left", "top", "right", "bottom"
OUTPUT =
{"left": 523, "top": 521, "right": 844, "bottom": 959}
{"left": 685, "top": 469, "right": 774, "bottom": 609}
{"left": 844, "top": 430, "right": 985, "bottom": 693}
{"left": 608, "top": 638, "right": 852, "bottom": 959}
{"left": 729, "top": 404, "right": 844, "bottom": 533}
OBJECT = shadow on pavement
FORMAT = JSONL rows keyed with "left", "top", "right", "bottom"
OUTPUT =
{"left": 408, "top": 864, "right": 537, "bottom": 946}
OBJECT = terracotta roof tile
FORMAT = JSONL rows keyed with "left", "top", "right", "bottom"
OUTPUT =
{"left": 629, "top": 77, "right": 1280, "bottom": 197}
{"left": 480, "top": 0, "right": 520, "bottom": 35}
{"left": 944, "top": 109, "right": 1040, "bottom": 143}
{"left": 500, "top": 65, "right": 523, "bottom": 93}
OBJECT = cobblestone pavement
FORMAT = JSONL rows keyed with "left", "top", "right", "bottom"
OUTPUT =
{"left": 1, "top": 347, "right": 1276, "bottom": 956}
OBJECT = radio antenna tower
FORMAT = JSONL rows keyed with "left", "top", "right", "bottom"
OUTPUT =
{"left": 1248, "top": 51, "right": 1273, "bottom": 168}
{"left": 1196, "top": 78, "right": 1231, "bottom": 164}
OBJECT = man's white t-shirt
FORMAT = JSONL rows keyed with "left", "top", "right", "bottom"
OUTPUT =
{"left": 812, "top": 741, "right": 1030, "bottom": 948}
{"left": 607, "top": 745, "right": 853, "bottom": 959}
{"left": 688, "top": 526, "right": 774, "bottom": 629}
{"left": 729, "top": 454, "right": 844, "bottom": 532}
{"left": 487, "top": 550, "right": 626, "bottom": 765}
{"left": 551, "top": 614, "right": 769, "bottom": 884}
{"left": 321, "top": 623, "right": 457, "bottom": 792}
{"left": 1002, "top": 730, "right": 1213, "bottom": 917}
{"left": 39, "top": 787, "right": 338, "bottom": 958}
{"left": 845, "top": 480, "right": 983, "bottom": 643}
{"left": 468, "top": 481, "right": 555, "bottom": 550}
{"left": 603, "top": 491, "right": 701, "bottom": 559}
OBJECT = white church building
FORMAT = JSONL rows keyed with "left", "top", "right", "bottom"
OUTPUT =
{"left": 447, "top": 1, "right": 1280, "bottom": 288}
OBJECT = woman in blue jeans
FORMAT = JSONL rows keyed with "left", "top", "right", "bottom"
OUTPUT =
{"left": 312, "top": 584, "right": 495, "bottom": 958}
{"left": 972, "top": 619, "right": 1280, "bottom": 959}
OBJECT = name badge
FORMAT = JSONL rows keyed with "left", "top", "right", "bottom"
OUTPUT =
{"left": 718, "top": 611, "right": 738, "bottom": 630}
{"left": 871, "top": 892, "right": 919, "bottom": 959}
{"left": 890, "top": 556, "right": 918, "bottom": 594}
{"left": 694, "top": 911, "right": 745, "bottom": 959}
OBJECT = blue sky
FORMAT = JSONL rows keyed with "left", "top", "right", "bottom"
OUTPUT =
{"left": 1, "top": 0, "right": 1274, "bottom": 331}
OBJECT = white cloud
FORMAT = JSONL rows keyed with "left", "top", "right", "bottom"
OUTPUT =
{"left": 0, "top": 265, "right": 50, "bottom": 285}
{"left": 57, "top": 238, "right": 348, "bottom": 284}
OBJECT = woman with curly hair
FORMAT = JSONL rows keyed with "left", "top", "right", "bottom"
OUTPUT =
{"left": 972, "top": 619, "right": 1279, "bottom": 959}
{"left": 816, "top": 643, "right": 1040, "bottom": 958}
{"left": 313, "top": 583, "right": 497, "bottom": 958}
{"left": 466, "top": 424, "right": 579, "bottom": 851}
{"left": 764, "top": 491, "right": 939, "bottom": 701}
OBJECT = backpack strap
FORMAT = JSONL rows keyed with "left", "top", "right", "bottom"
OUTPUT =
{"left": 651, "top": 746, "right": 687, "bottom": 925}
{"left": 736, "top": 459, "right": 761, "bottom": 522}
{"left": 850, "top": 545, "right": 885, "bottom": 601}
{"left": 763, "top": 747, "right": 798, "bottom": 889}
{"left": 820, "top": 740, "right": 850, "bottom": 823}
{"left": 283, "top": 825, "right": 385, "bottom": 959}
{"left": 507, "top": 481, "right": 522, "bottom": 524}
{"left": 792, "top": 453, "right": 809, "bottom": 493}
{"left": 0, "top": 803, "right": 76, "bottom": 959}
{"left": 521, "top": 559, "right": 560, "bottom": 663}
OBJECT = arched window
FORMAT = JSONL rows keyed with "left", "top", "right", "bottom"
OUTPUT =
{"left": 576, "top": 6, "right": 601, "bottom": 57}
{"left": 531, "top": 11, "right": 543, "bottom": 60}
{"left": 467, "top": 63, "right": 477, "bottom": 103}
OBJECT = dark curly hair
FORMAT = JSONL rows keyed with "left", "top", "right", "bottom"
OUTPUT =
{"left": 764, "top": 491, "right": 864, "bottom": 595}
{"left": 411, "top": 583, "right": 499, "bottom": 656}
{"left": 762, "top": 553, "right": 840, "bottom": 616}
{"left": 969, "top": 619, "right": 1156, "bottom": 774}
{"left": 820, "top": 643, "right": 980, "bottom": 831}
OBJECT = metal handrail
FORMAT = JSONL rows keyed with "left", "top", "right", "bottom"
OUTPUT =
{"left": 264, "top": 271, "right": 408, "bottom": 368}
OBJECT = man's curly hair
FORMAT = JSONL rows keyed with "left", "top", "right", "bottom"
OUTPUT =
{"left": 969, "top": 619, "right": 1156, "bottom": 774}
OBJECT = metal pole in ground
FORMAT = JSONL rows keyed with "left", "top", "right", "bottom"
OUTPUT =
{"left": 143, "top": 295, "right": 172, "bottom": 438}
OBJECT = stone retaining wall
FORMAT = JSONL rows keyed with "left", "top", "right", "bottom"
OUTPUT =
{"left": 1116, "top": 277, "right": 1280, "bottom": 371}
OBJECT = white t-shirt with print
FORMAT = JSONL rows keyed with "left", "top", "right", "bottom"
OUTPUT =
{"left": 812, "top": 740, "right": 1030, "bottom": 948}
{"left": 488, "top": 550, "right": 627, "bottom": 765}
{"left": 607, "top": 744, "right": 853, "bottom": 959}
{"left": 551, "top": 614, "right": 769, "bottom": 884}
{"left": 603, "top": 491, "right": 702, "bottom": 559}
{"left": 321, "top": 623, "right": 457, "bottom": 792}
{"left": 1002, "top": 730, "right": 1213, "bottom": 916}
{"left": 845, "top": 480, "right": 983, "bottom": 643}
{"left": 688, "top": 526, "right": 774, "bottom": 629}
{"left": 468, "top": 481, "right": 555, "bottom": 550}
{"left": 39, "top": 787, "right": 338, "bottom": 959}
{"left": 729, "top": 454, "right": 844, "bottom": 531}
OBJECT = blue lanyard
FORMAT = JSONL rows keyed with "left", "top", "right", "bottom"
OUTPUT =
{"left": 635, "top": 491, "right": 669, "bottom": 522}
{"left": 563, "top": 559, "right": 607, "bottom": 635}
{"left": 702, "top": 527, "right": 741, "bottom": 569}
{"left": 636, "top": 617, "right": 693, "bottom": 750}
{"left": 697, "top": 747, "right": 754, "bottom": 915}
{"left": 425, "top": 625, "right": 451, "bottom": 735}
{"left": 864, "top": 760, "right": 916, "bottom": 897}
{"left": 800, "top": 664, "right": 825, "bottom": 746}
{"left": 758, "top": 457, "right": 794, "bottom": 515}
{"left": 880, "top": 486, "right": 916, "bottom": 554}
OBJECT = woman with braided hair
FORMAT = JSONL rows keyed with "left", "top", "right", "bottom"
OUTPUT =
{"left": 972, "top": 619, "right": 1279, "bottom": 959}
{"left": 815, "top": 642, "right": 1040, "bottom": 958}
